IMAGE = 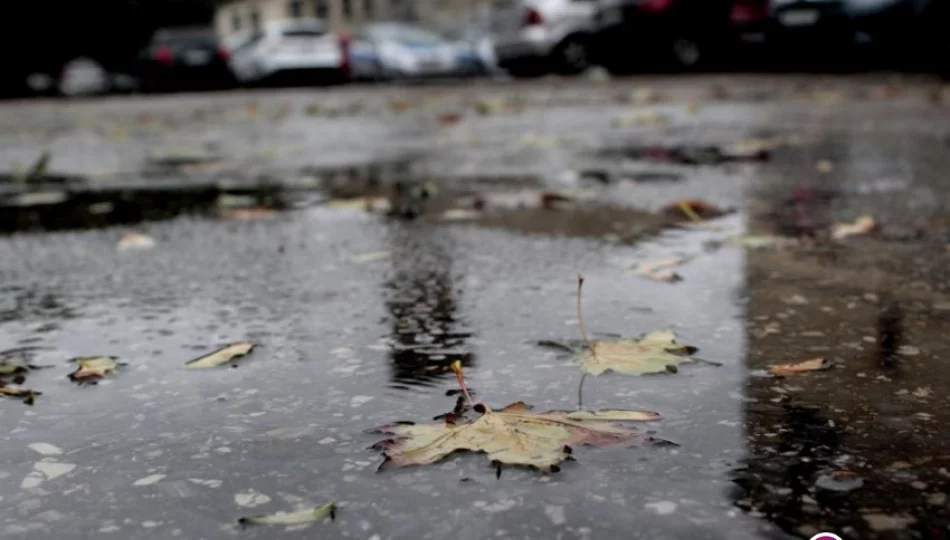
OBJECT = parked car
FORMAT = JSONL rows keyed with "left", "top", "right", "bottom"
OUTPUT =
{"left": 136, "top": 27, "right": 234, "bottom": 92}
{"left": 444, "top": 26, "right": 498, "bottom": 76}
{"left": 349, "top": 23, "right": 462, "bottom": 81}
{"left": 591, "top": 0, "right": 761, "bottom": 74}
{"left": 228, "top": 19, "right": 348, "bottom": 86}
{"left": 489, "top": 0, "right": 598, "bottom": 77}
{"left": 765, "top": 0, "right": 937, "bottom": 66}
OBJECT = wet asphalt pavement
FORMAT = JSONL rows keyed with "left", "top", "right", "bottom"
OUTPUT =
{"left": 1, "top": 75, "right": 950, "bottom": 540}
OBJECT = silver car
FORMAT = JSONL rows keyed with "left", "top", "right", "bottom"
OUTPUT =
{"left": 349, "top": 23, "right": 462, "bottom": 81}
{"left": 490, "top": 0, "right": 599, "bottom": 77}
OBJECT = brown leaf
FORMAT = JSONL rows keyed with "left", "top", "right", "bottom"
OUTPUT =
{"left": 769, "top": 357, "right": 833, "bottom": 375}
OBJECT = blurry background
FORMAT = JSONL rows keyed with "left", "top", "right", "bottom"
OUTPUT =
{"left": 1, "top": 0, "right": 947, "bottom": 98}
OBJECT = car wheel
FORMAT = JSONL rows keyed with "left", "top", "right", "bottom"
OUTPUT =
{"left": 551, "top": 36, "right": 590, "bottom": 76}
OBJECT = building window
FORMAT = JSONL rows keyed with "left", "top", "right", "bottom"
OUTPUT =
{"left": 231, "top": 10, "right": 242, "bottom": 31}
{"left": 250, "top": 9, "right": 261, "bottom": 31}
{"left": 288, "top": 0, "right": 303, "bottom": 18}
{"left": 312, "top": 0, "right": 328, "bottom": 18}
{"left": 342, "top": 0, "right": 352, "bottom": 18}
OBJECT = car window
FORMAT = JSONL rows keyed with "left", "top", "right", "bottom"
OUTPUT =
{"left": 368, "top": 24, "right": 442, "bottom": 44}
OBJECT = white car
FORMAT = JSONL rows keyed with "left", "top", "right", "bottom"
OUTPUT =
{"left": 490, "top": 0, "right": 598, "bottom": 77}
{"left": 228, "top": 19, "right": 347, "bottom": 84}
{"left": 349, "top": 23, "right": 461, "bottom": 81}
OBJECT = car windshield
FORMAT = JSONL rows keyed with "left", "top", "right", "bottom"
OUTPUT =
{"left": 368, "top": 24, "right": 443, "bottom": 44}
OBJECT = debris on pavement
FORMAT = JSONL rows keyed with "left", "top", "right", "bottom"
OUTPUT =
{"left": 631, "top": 257, "right": 686, "bottom": 283}
{"left": 661, "top": 200, "right": 728, "bottom": 222}
{"left": 831, "top": 215, "right": 877, "bottom": 240}
{"left": 769, "top": 357, "right": 834, "bottom": 375}
{"left": 116, "top": 231, "right": 156, "bottom": 251}
{"left": 371, "top": 362, "right": 664, "bottom": 474}
{"left": 816, "top": 159, "right": 835, "bottom": 173}
{"left": 68, "top": 356, "right": 122, "bottom": 383}
{"left": 185, "top": 341, "right": 256, "bottom": 369}
{"left": 350, "top": 251, "right": 391, "bottom": 263}
{"left": 239, "top": 502, "right": 336, "bottom": 527}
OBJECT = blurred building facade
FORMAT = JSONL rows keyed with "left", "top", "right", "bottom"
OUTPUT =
{"left": 214, "top": 0, "right": 489, "bottom": 37}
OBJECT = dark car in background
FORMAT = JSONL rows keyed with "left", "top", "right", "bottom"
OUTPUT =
{"left": 591, "top": 0, "right": 766, "bottom": 74}
{"left": 136, "top": 27, "right": 235, "bottom": 92}
{"left": 767, "top": 0, "right": 942, "bottom": 67}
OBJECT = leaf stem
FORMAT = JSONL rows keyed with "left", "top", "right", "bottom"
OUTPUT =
{"left": 677, "top": 201, "right": 704, "bottom": 223}
{"left": 576, "top": 275, "right": 593, "bottom": 354}
{"left": 577, "top": 373, "right": 587, "bottom": 410}
{"left": 450, "top": 360, "right": 474, "bottom": 407}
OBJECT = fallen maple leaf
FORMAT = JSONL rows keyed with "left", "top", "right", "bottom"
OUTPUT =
{"left": 578, "top": 331, "right": 698, "bottom": 376}
{"left": 185, "top": 341, "right": 256, "bottom": 369}
{"left": 769, "top": 357, "right": 833, "bottom": 375}
{"left": 832, "top": 215, "right": 876, "bottom": 240}
{"left": 371, "top": 401, "right": 662, "bottom": 473}
{"left": 239, "top": 502, "right": 335, "bottom": 526}
{"left": 68, "top": 356, "right": 121, "bottom": 382}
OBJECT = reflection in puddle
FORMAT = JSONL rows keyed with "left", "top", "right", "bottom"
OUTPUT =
{"left": 733, "top": 139, "right": 950, "bottom": 537}
{"left": 381, "top": 223, "right": 475, "bottom": 389}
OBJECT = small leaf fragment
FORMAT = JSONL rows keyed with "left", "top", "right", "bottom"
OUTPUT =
{"left": 632, "top": 257, "right": 684, "bottom": 283}
{"left": 832, "top": 215, "right": 877, "bottom": 240}
{"left": 350, "top": 251, "right": 391, "bottom": 263}
{"left": 68, "top": 356, "right": 120, "bottom": 382}
{"left": 239, "top": 502, "right": 336, "bottom": 526}
{"left": 769, "top": 357, "right": 833, "bottom": 375}
{"left": 185, "top": 342, "right": 256, "bottom": 369}
{"left": 116, "top": 232, "right": 156, "bottom": 251}
{"left": 579, "top": 331, "right": 699, "bottom": 376}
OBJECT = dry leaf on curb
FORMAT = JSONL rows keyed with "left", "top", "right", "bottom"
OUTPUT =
{"left": 579, "top": 331, "right": 698, "bottom": 376}
{"left": 68, "top": 356, "right": 121, "bottom": 382}
{"left": 185, "top": 341, "right": 256, "bottom": 369}
{"left": 832, "top": 215, "right": 876, "bottom": 240}
{"left": 632, "top": 257, "right": 684, "bottom": 283}
{"left": 371, "top": 402, "right": 662, "bottom": 473}
{"left": 239, "top": 502, "right": 336, "bottom": 527}
{"left": 117, "top": 232, "right": 155, "bottom": 251}
{"left": 769, "top": 357, "right": 833, "bottom": 375}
